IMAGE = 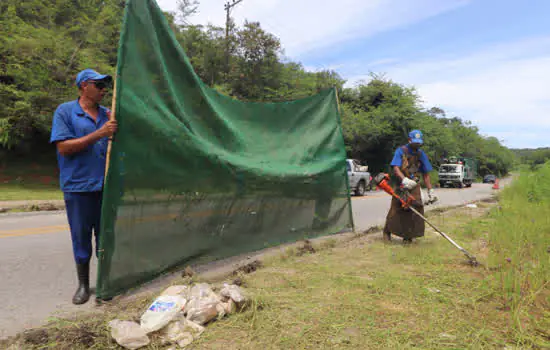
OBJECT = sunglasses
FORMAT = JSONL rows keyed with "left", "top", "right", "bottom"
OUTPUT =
{"left": 88, "top": 80, "right": 110, "bottom": 89}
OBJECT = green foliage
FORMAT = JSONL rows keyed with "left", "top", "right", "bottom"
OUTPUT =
{"left": 339, "top": 75, "right": 514, "bottom": 176}
{"left": 0, "top": 0, "right": 124, "bottom": 157}
{"left": 487, "top": 162, "right": 550, "bottom": 336}
{"left": 512, "top": 147, "right": 550, "bottom": 169}
{"left": 0, "top": 0, "right": 514, "bottom": 178}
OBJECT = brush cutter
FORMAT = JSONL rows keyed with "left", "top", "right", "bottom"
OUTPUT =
{"left": 374, "top": 173, "right": 479, "bottom": 266}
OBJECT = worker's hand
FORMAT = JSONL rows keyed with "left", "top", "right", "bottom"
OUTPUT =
{"left": 401, "top": 177, "right": 417, "bottom": 190}
{"left": 428, "top": 188, "right": 438, "bottom": 204}
{"left": 97, "top": 120, "right": 118, "bottom": 138}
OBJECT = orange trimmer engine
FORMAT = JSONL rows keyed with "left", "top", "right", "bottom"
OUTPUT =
{"left": 373, "top": 173, "right": 415, "bottom": 209}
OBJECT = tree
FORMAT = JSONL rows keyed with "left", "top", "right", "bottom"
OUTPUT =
{"left": 230, "top": 21, "right": 282, "bottom": 100}
{"left": 177, "top": 0, "right": 199, "bottom": 26}
{"left": 0, "top": 0, "right": 124, "bottom": 160}
{"left": 0, "top": 0, "right": 515, "bottom": 178}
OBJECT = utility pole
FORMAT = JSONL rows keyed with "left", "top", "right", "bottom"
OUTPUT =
{"left": 224, "top": 0, "right": 243, "bottom": 80}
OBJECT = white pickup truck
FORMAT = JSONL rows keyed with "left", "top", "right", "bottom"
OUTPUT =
{"left": 346, "top": 159, "right": 371, "bottom": 196}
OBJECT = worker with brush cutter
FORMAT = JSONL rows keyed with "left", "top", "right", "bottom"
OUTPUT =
{"left": 383, "top": 130, "right": 438, "bottom": 243}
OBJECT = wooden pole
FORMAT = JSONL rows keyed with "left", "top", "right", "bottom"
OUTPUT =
{"left": 334, "top": 85, "right": 342, "bottom": 114}
{"left": 104, "top": 78, "right": 117, "bottom": 178}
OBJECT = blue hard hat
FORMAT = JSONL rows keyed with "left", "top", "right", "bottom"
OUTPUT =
{"left": 409, "top": 129, "right": 423, "bottom": 144}
{"left": 75, "top": 69, "right": 112, "bottom": 87}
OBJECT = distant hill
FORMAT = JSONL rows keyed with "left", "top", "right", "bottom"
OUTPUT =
{"left": 511, "top": 147, "right": 550, "bottom": 167}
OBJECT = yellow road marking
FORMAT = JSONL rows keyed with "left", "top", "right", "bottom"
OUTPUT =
{"left": 1, "top": 193, "right": 387, "bottom": 239}
{"left": 0, "top": 225, "right": 69, "bottom": 238}
{"left": 0, "top": 229, "right": 68, "bottom": 239}
{"left": 0, "top": 224, "right": 68, "bottom": 235}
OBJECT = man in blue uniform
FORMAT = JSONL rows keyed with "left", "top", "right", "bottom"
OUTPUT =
{"left": 383, "top": 130, "right": 437, "bottom": 243}
{"left": 50, "top": 69, "right": 117, "bottom": 304}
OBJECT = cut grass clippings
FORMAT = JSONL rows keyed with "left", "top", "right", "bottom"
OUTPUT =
{"left": 2, "top": 176, "right": 549, "bottom": 349}
{"left": 191, "top": 200, "right": 548, "bottom": 349}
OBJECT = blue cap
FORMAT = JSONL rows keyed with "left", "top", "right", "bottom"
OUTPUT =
{"left": 75, "top": 69, "right": 112, "bottom": 87}
{"left": 409, "top": 129, "right": 423, "bottom": 144}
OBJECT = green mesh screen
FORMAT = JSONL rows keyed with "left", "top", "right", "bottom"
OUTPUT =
{"left": 96, "top": 0, "right": 353, "bottom": 299}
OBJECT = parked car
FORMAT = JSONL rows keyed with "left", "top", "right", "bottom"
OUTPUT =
{"left": 483, "top": 174, "right": 497, "bottom": 183}
{"left": 346, "top": 159, "right": 371, "bottom": 196}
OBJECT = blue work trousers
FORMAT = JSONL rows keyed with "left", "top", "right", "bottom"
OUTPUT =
{"left": 64, "top": 191, "right": 103, "bottom": 264}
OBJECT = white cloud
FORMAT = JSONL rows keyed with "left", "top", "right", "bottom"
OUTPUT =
{"left": 488, "top": 131, "right": 547, "bottom": 150}
{"left": 345, "top": 37, "right": 550, "bottom": 148}
{"left": 417, "top": 56, "right": 550, "bottom": 127}
{"left": 155, "top": 0, "right": 469, "bottom": 58}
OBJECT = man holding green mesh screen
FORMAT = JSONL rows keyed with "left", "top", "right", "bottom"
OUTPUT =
{"left": 50, "top": 69, "right": 117, "bottom": 305}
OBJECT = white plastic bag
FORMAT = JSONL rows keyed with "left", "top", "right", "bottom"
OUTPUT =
{"left": 161, "top": 315, "right": 205, "bottom": 348}
{"left": 140, "top": 295, "right": 187, "bottom": 333}
{"left": 220, "top": 284, "right": 246, "bottom": 304}
{"left": 186, "top": 300, "right": 220, "bottom": 325}
{"left": 183, "top": 283, "right": 224, "bottom": 325}
{"left": 221, "top": 299, "right": 236, "bottom": 315}
{"left": 161, "top": 285, "right": 190, "bottom": 298}
{"left": 109, "top": 319, "right": 150, "bottom": 350}
{"left": 184, "top": 294, "right": 219, "bottom": 313}
{"left": 188, "top": 283, "right": 219, "bottom": 301}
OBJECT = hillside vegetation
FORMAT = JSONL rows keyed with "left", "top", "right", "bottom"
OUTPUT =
{"left": 0, "top": 0, "right": 514, "bottom": 177}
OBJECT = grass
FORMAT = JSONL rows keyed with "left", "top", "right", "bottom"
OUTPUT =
{"left": 485, "top": 163, "right": 550, "bottom": 338}
{"left": 0, "top": 184, "right": 62, "bottom": 201}
{"left": 191, "top": 201, "right": 549, "bottom": 350}
{"left": 2, "top": 167, "right": 549, "bottom": 349}
{"left": 0, "top": 161, "right": 61, "bottom": 201}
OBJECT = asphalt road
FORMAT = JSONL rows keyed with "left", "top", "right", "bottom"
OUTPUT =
{"left": 0, "top": 182, "right": 501, "bottom": 339}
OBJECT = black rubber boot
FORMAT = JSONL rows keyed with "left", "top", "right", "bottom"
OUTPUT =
{"left": 72, "top": 263, "right": 90, "bottom": 305}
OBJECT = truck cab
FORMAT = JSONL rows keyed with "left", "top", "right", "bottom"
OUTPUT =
{"left": 438, "top": 156, "right": 476, "bottom": 188}
{"left": 346, "top": 159, "right": 371, "bottom": 196}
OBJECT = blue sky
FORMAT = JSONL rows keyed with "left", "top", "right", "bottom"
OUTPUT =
{"left": 157, "top": 0, "right": 550, "bottom": 149}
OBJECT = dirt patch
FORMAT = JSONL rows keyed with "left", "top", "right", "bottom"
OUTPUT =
{"left": 55, "top": 328, "right": 97, "bottom": 348}
{"left": 232, "top": 277, "right": 244, "bottom": 286}
{"left": 342, "top": 327, "right": 361, "bottom": 337}
{"left": 260, "top": 267, "right": 298, "bottom": 275}
{"left": 29, "top": 202, "right": 60, "bottom": 211}
{"left": 296, "top": 240, "right": 316, "bottom": 256}
{"left": 479, "top": 197, "right": 498, "bottom": 204}
{"left": 23, "top": 329, "right": 49, "bottom": 345}
{"left": 362, "top": 226, "right": 382, "bottom": 235}
{"left": 0, "top": 200, "right": 65, "bottom": 213}
{"left": 232, "top": 260, "right": 263, "bottom": 275}
{"left": 182, "top": 265, "right": 195, "bottom": 278}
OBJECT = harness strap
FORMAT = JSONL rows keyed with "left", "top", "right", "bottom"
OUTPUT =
{"left": 400, "top": 145, "right": 423, "bottom": 180}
